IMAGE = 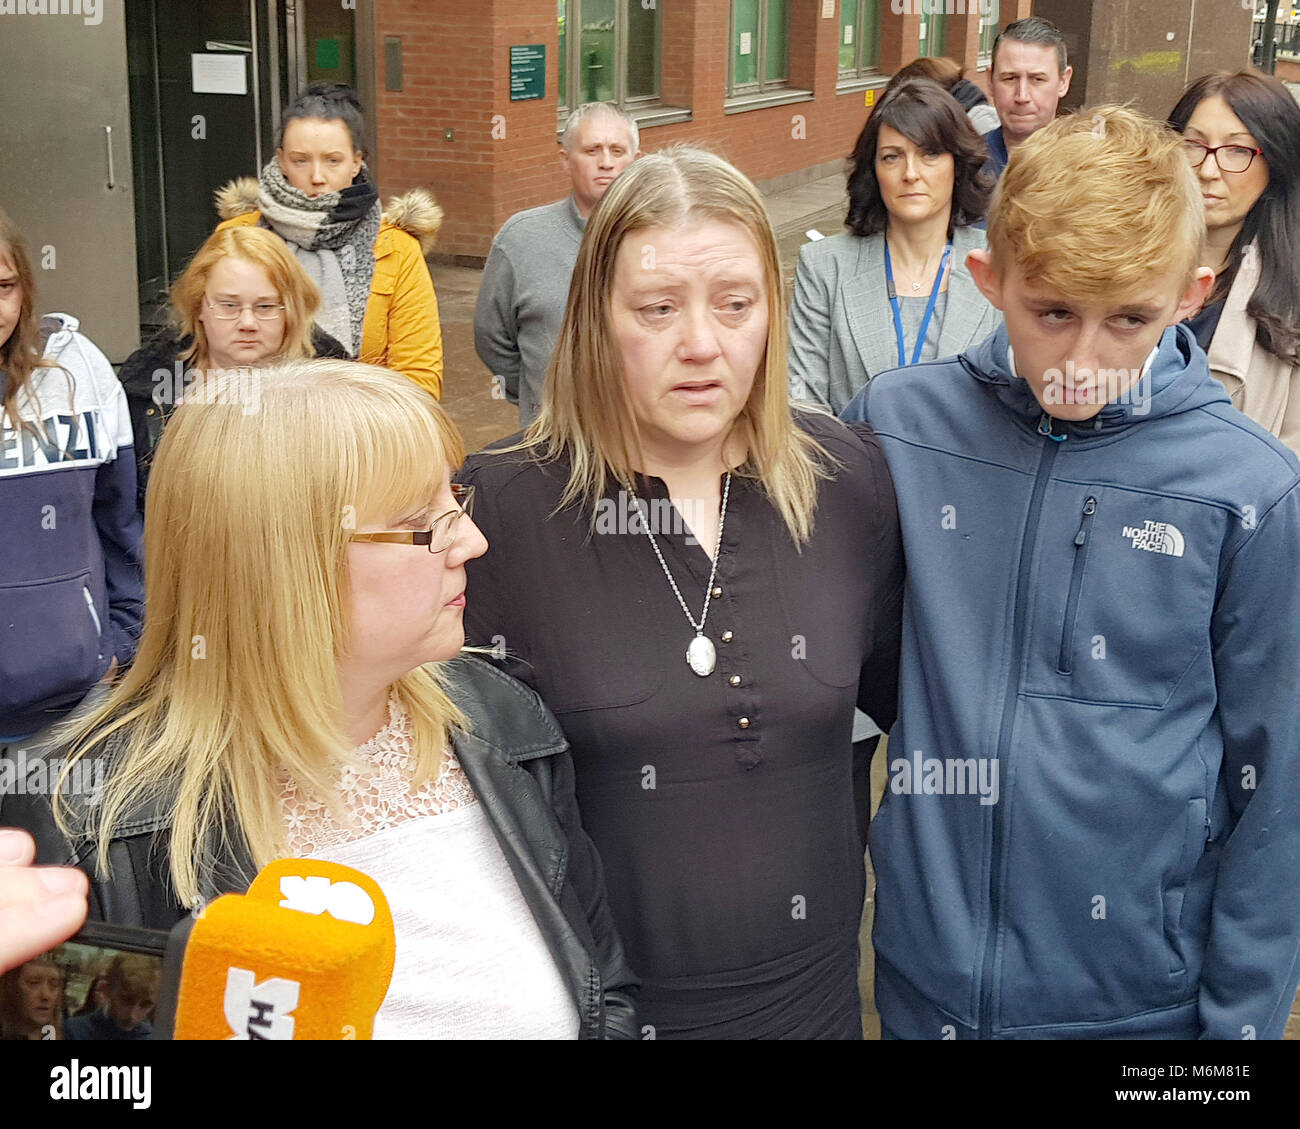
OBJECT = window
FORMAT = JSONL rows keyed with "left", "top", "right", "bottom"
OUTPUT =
{"left": 918, "top": 6, "right": 946, "bottom": 58}
{"left": 839, "top": 0, "right": 881, "bottom": 77}
{"left": 558, "top": 0, "right": 661, "bottom": 112}
{"left": 729, "top": 0, "right": 791, "bottom": 95}
{"left": 978, "top": 0, "right": 1000, "bottom": 67}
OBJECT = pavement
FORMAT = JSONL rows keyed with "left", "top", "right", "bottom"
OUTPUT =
{"left": 433, "top": 169, "right": 1300, "bottom": 1041}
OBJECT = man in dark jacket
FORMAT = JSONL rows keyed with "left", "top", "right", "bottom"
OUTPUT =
{"left": 846, "top": 106, "right": 1300, "bottom": 1039}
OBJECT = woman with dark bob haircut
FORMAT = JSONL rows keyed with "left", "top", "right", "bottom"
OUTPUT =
{"left": 789, "top": 78, "right": 1001, "bottom": 416}
{"left": 1168, "top": 70, "right": 1300, "bottom": 454}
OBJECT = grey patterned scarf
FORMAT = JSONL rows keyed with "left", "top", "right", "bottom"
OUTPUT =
{"left": 256, "top": 160, "right": 382, "bottom": 356}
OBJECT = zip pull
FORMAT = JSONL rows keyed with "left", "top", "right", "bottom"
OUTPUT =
{"left": 83, "top": 586, "right": 103, "bottom": 636}
{"left": 1074, "top": 496, "right": 1097, "bottom": 546}
{"left": 1037, "top": 413, "right": 1067, "bottom": 443}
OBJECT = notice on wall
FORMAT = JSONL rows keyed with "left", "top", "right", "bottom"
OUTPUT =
{"left": 191, "top": 53, "right": 247, "bottom": 95}
{"left": 844, "top": 26, "right": 853, "bottom": 45}
{"left": 739, "top": 32, "right": 752, "bottom": 55}
{"left": 822, "top": 0, "right": 835, "bottom": 16}
{"left": 510, "top": 44, "right": 546, "bottom": 101}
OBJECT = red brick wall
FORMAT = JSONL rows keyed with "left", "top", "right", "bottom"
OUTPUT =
{"left": 371, "top": 0, "right": 1036, "bottom": 258}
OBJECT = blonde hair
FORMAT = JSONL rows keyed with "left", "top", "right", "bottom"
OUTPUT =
{"left": 55, "top": 360, "right": 467, "bottom": 908}
{"left": 170, "top": 225, "right": 322, "bottom": 367}
{"left": 987, "top": 105, "right": 1204, "bottom": 299}
{"left": 523, "top": 144, "right": 832, "bottom": 545}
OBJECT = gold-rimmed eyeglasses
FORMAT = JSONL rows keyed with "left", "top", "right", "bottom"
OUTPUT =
{"left": 348, "top": 484, "right": 475, "bottom": 554}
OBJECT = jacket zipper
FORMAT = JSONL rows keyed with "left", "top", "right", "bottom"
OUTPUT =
{"left": 977, "top": 416, "right": 1063, "bottom": 1039}
{"left": 83, "top": 587, "right": 102, "bottom": 636}
{"left": 1057, "top": 497, "right": 1097, "bottom": 674}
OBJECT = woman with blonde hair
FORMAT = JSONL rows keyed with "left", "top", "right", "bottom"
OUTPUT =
{"left": 460, "top": 145, "right": 904, "bottom": 1038}
{"left": 118, "top": 224, "right": 347, "bottom": 511}
{"left": 3, "top": 359, "right": 638, "bottom": 1039}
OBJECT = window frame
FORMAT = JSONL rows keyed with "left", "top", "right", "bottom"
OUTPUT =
{"left": 838, "top": 0, "right": 882, "bottom": 81}
{"left": 727, "top": 0, "right": 793, "bottom": 97}
{"left": 918, "top": 5, "right": 946, "bottom": 59}
{"left": 558, "top": 0, "right": 663, "bottom": 114}
{"left": 977, "top": 0, "right": 1000, "bottom": 69}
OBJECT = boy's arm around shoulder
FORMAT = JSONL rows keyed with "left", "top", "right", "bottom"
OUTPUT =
{"left": 1201, "top": 476, "right": 1300, "bottom": 1039}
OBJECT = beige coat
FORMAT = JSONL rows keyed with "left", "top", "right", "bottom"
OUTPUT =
{"left": 1207, "top": 242, "right": 1300, "bottom": 455}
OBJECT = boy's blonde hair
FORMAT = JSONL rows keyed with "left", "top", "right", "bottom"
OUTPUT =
{"left": 987, "top": 105, "right": 1203, "bottom": 299}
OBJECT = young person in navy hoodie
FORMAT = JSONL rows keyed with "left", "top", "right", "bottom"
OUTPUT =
{"left": 0, "top": 209, "right": 143, "bottom": 745}
{"left": 843, "top": 107, "right": 1300, "bottom": 1039}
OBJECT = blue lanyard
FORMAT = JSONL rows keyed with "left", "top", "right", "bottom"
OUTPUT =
{"left": 884, "top": 240, "right": 952, "bottom": 368}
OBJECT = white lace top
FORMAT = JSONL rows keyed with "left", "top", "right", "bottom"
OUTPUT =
{"left": 277, "top": 696, "right": 579, "bottom": 1039}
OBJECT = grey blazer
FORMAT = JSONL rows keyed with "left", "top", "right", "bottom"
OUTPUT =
{"left": 787, "top": 224, "right": 1001, "bottom": 414}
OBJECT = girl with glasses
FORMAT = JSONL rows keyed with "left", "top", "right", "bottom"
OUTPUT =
{"left": 118, "top": 224, "right": 348, "bottom": 514}
{"left": 2, "top": 359, "right": 638, "bottom": 1039}
{"left": 1169, "top": 71, "right": 1300, "bottom": 453}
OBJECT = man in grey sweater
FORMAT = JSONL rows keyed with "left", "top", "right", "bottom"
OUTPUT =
{"left": 474, "top": 102, "right": 641, "bottom": 425}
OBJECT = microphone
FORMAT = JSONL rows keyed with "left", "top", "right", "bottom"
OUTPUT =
{"left": 155, "top": 859, "right": 395, "bottom": 1040}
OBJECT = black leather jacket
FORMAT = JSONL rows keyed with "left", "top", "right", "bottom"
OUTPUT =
{"left": 1, "top": 656, "right": 639, "bottom": 1039}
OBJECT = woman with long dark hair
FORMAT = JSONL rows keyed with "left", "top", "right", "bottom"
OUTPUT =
{"left": 215, "top": 83, "right": 446, "bottom": 398}
{"left": 788, "top": 79, "right": 1001, "bottom": 416}
{"left": 1169, "top": 70, "right": 1300, "bottom": 453}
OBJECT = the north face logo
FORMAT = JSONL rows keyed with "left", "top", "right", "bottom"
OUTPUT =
{"left": 1122, "top": 520, "right": 1185, "bottom": 557}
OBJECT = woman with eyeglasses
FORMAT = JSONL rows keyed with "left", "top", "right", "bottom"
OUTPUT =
{"left": 1, "top": 359, "right": 639, "bottom": 1039}
{"left": 1169, "top": 71, "right": 1300, "bottom": 454}
{"left": 119, "top": 224, "right": 348, "bottom": 513}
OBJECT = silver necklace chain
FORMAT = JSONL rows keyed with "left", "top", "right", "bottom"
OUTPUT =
{"left": 639, "top": 472, "right": 731, "bottom": 634}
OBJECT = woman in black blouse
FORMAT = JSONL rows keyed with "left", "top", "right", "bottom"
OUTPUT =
{"left": 460, "top": 146, "right": 904, "bottom": 1039}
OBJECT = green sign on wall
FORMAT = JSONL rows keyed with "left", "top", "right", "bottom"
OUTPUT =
{"left": 510, "top": 44, "right": 546, "bottom": 101}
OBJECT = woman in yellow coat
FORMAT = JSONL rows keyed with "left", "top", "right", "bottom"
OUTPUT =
{"left": 215, "top": 83, "right": 445, "bottom": 398}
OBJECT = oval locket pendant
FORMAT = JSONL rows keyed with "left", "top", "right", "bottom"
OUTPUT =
{"left": 686, "top": 634, "right": 717, "bottom": 677}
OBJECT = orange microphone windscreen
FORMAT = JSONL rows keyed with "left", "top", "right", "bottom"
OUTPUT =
{"left": 169, "top": 859, "right": 395, "bottom": 1040}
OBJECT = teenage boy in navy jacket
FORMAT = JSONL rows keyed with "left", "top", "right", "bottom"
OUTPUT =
{"left": 845, "top": 107, "right": 1300, "bottom": 1039}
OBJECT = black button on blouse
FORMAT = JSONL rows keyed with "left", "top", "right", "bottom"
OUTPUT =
{"left": 459, "top": 412, "right": 904, "bottom": 1038}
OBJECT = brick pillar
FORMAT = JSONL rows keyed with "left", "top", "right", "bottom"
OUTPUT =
{"left": 661, "top": 0, "right": 697, "bottom": 109}
{"left": 880, "top": 2, "right": 921, "bottom": 73}
{"left": 946, "top": 3, "right": 985, "bottom": 74}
